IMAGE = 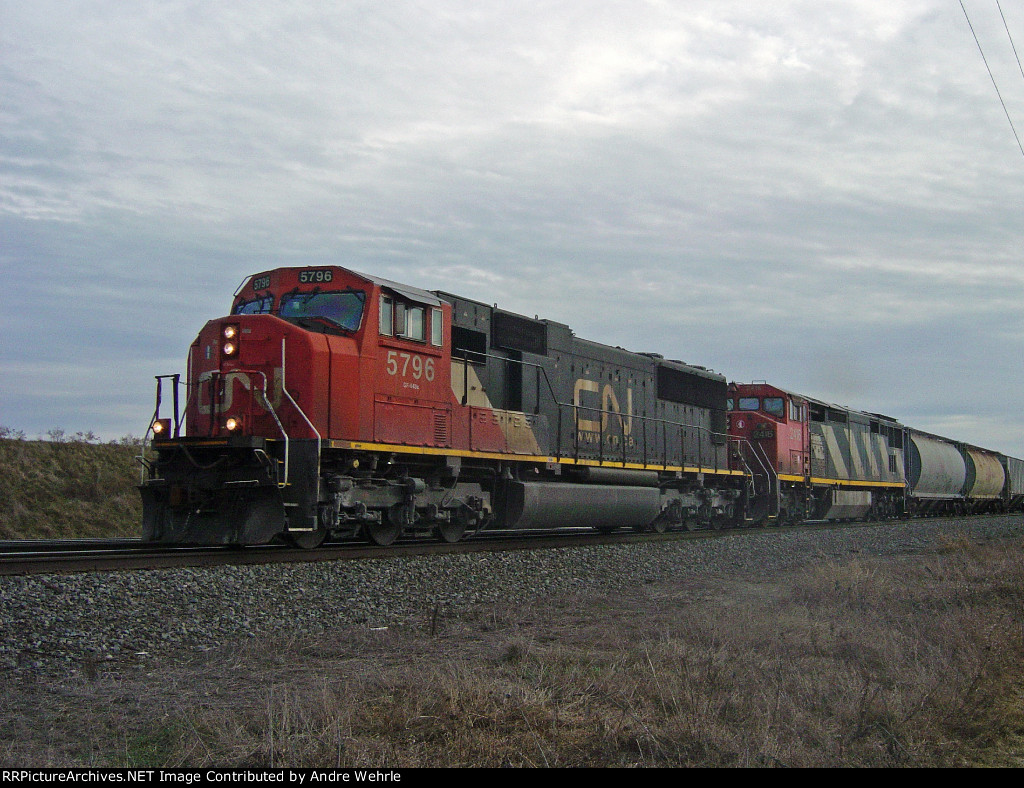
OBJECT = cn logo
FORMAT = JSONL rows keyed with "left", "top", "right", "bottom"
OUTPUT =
{"left": 197, "top": 368, "right": 283, "bottom": 414}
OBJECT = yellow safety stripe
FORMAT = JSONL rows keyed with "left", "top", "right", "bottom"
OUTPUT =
{"left": 154, "top": 438, "right": 230, "bottom": 447}
{"left": 778, "top": 473, "right": 906, "bottom": 489}
{"left": 328, "top": 439, "right": 744, "bottom": 476}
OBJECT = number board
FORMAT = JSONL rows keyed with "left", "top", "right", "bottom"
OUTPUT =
{"left": 252, "top": 275, "right": 271, "bottom": 291}
{"left": 298, "top": 269, "right": 334, "bottom": 284}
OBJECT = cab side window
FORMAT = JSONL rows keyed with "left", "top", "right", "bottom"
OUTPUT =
{"left": 380, "top": 296, "right": 442, "bottom": 347}
{"left": 379, "top": 295, "right": 394, "bottom": 336}
{"left": 403, "top": 306, "right": 425, "bottom": 341}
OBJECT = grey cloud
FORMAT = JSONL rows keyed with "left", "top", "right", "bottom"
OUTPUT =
{"left": 1, "top": 1, "right": 1023, "bottom": 455}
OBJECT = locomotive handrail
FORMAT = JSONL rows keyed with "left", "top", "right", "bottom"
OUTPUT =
{"left": 142, "top": 349, "right": 317, "bottom": 498}
{"left": 730, "top": 437, "right": 763, "bottom": 479}
{"left": 456, "top": 349, "right": 563, "bottom": 410}
{"left": 279, "top": 338, "right": 322, "bottom": 516}
{"left": 146, "top": 374, "right": 182, "bottom": 437}
{"left": 181, "top": 345, "right": 196, "bottom": 437}
{"left": 241, "top": 368, "right": 289, "bottom": 487}
{"left": 139, "top": 374, "right": 182, "bottom": 484}
{"left": 732, "top": 437, "right": 776, "bottom": 512}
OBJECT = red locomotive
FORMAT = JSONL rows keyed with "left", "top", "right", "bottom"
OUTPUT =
{"left": 141, "top": 266, "right": 744, "bottom": 546}
{"left": 728, "top": 382, "right": 905, "bottom": 524}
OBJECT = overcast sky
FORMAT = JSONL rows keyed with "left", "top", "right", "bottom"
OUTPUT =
{"left": 3, "top": 1, "right": 1024, "bottom": 457}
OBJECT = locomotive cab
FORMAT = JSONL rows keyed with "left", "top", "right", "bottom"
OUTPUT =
{"left": 728, "top": 382, "right": 811, "bottom": 525}
{"left": 728, "top": 383, "right": 809, "bottom": 479}
{"left": 140, "top": 266, "right": 477, "bottom": 547}
{"left": 184, "top": 266, "right": 376, "bottom": 443}
{"left": 142, "top": 267, "right": 379, "bottom": 545}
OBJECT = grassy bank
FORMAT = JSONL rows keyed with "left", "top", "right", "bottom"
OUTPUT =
{"left": 0, "top": 429, "right": 143, "bottom": 539}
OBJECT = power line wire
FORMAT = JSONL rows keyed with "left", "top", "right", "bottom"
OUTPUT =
{"left": 960, "top": 0, "right": 1024, "bottom": 158}
{"left": 995, "top": 0, "right": 1024, "bottom": 82}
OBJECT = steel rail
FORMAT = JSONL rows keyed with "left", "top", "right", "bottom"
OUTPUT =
{"left": 1, "top": 514, "right": 1017, "bottom": 577}
{"left": 0, "top": 526, "right": 752, "bottom": 576}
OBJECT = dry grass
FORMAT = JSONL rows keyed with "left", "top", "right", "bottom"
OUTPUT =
{"left": 3, "top": 534, "right": 1024, "bottom": 767}
{"left": 0, "top": 433, "right": 143, "bottom": 539}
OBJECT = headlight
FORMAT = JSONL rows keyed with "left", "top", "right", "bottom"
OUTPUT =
{"left": 222, "top": 324, "right": 240, "bottom": 357}
{"left": 225, "top": 417, "right": 240, "bottom": 431}
{"left": 151, "top": 418, "right": 172, "bottom": 437}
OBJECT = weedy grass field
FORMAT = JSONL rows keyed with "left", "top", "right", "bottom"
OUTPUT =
{"left": 0, "top": 429, "right": 142, "bottom": 539}
{"left": 3, "top": 534, "right": 1024, "bottom": 767}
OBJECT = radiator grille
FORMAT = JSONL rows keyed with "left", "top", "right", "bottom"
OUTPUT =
{"left": 433, "top": 412, "right": 450, "bottom": 446}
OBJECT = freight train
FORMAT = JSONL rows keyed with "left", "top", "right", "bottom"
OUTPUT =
{"left": 728, "top": 381, "right": 1024, "bottom": 525}
{"left": 138, "top": 266, "right": 1024, "bottom": 546}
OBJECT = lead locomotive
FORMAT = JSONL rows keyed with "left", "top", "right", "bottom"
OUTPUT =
{"left": 140, "top": 266, "right": 745, "bottom": 546}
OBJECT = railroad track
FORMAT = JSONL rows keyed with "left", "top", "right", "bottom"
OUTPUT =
{"left": 0, "top": 526, "right": 752, "bottom": 576}
{"left": 1, "top": 515, "right": 1011, "bottom": 576}
{"left": 0, "top": 540, "right": 247, "bottom": 576}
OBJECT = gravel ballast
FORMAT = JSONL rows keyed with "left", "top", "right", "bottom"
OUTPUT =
{"left": 2, "top": 516, "right": 1023, "bottom": 677}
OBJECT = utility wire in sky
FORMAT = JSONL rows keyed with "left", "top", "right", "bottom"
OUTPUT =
{"left": 996, "top": 0, "right": 1024, "bottom": 83}
{"left": 960, "top": 0, "right": 1024, "bottom": 158}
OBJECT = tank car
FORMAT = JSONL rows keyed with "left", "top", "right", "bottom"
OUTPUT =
{"left": 727, "top": 382, "right": 906, "bottom": 524}
{"left": 139, "top": 266, "right": 747, "bottom": 546}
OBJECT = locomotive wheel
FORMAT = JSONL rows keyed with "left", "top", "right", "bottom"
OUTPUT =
{"left": 366, "top": 504, "right": 407, "bottom": 546}
{"left": 288, "top": 529, "right": 327, "bottom": 549}
{"left": 437, "top": 520, "right": 466, "bottom": 543}
{"left": 366, "top": 520, "right": 401, "bottom": 546}
{"left": 634, "top": 517, "right": 668, "bottom": 533}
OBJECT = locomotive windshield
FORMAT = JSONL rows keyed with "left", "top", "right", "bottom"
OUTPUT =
{"left": 233, "top": 296, "right": 274, "bottom": 315}
{"left": 279, "top": 289, "right": 366, "bottom": 333}
{"left": 736, "top": 396, "right": 786, "bottom": 418}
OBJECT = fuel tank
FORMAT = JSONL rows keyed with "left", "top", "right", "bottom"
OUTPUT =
{"left": 503, "top": 481, "right": 661, "bottom": 530}
{"left": 822, "top": 489, "right": 872, "bottom": 520}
